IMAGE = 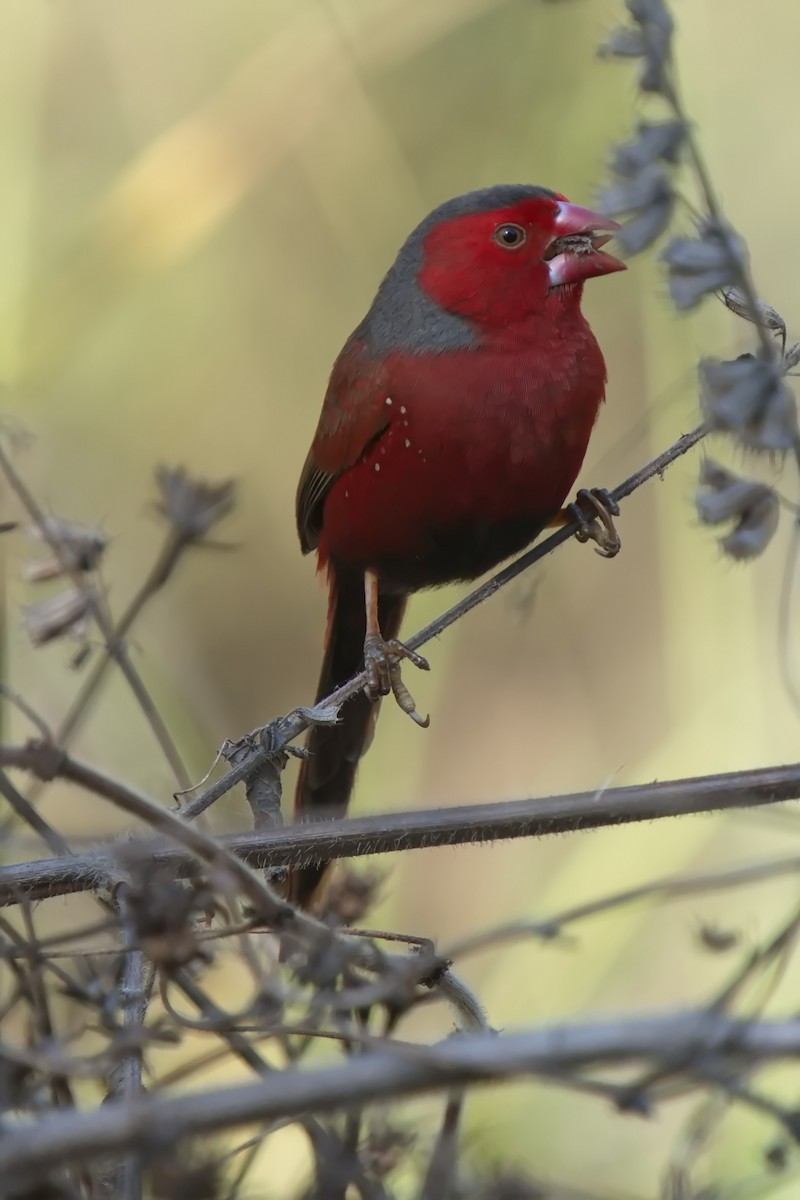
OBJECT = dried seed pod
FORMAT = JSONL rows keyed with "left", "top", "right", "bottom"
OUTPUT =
{"left": 598, "top": 163, "right": 674, "bottom": 253}
{"left": 696, "top": 459, "right": 780, "bottom": 559}
{"left": 700, "top": 357, "right": 797, "bottom": 452}
{"left": 599, "top": 0, "right": 674, "bottom": 93}
{"left": 610, "top": 120, "right": 686, "bottom": 177}
{"left": 663, "top": 223, "right": 747, "bottom": 310}
{"left": 22, "top": 588, "right": 92, "bottom": 646}
{"left": 115, "top": 847, "right": 212, "bottom": 971}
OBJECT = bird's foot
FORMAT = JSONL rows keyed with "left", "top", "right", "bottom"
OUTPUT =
{"left": 567, "top": 488, "right": 621, "bottom": 558}
{"left": 363, "top": 634, "right": 430, "bottom": 728}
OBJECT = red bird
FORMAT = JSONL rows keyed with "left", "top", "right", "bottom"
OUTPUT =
{"left": 294, "top": 184, "right": 625, "bottom": 907}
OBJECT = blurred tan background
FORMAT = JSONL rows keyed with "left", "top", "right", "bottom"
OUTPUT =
{"left": 3, "top": 0, "right": 800, "bottom": 1194}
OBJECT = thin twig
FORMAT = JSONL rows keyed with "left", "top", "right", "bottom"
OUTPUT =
{"left": 0, "top": 740, "right": 319, "bottom": 936}
{"left": 0, "top": 439, "right": 191, "bottom": 788}
{"left": 105, "top": 947, "right": 150, "bottom": 1200}
{"left": 420, "top": 1090, "right": 464, "bottom": 1200}
{"left": 447, "top": 852, "right": 800, "bottom": 960}
{"left": 0, "top": 769, "right": 72, "bottom": 857}
{"left": 53, "top": 528, "right": 190, "bottom": 751}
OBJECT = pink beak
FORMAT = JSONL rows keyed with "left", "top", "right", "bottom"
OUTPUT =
{"left": 547, "top": 201, "right": 627, "bottom": 286}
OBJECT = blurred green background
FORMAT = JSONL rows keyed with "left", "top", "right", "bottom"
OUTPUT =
{"left": 3, "top": 0, "right": 800, "bottom": 1194}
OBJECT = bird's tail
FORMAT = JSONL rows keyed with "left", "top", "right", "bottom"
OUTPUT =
{"left": 290, "top": 566, "right": 406, "bottom": 909}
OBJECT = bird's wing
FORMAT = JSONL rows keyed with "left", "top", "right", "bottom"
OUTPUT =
{"left": 296, "top": 340, "right": 392, "bottom": 554}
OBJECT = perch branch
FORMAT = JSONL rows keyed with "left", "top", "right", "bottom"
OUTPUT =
{"left": 180, "top": 423, "right": 707, "bottom": 821}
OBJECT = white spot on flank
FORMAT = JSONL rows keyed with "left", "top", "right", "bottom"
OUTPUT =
{"left": 400, "top": 405, "right": 407, "bottom": 414}
{"left": 374, "top": 463, "right": 380, "bottom": 472}
{"left": 345, "top": 490, "right": 349, "bottom": 499}
{"left": 404, "top": 439, "right": 411, "bottom": 448}
{"left": 385, "top": 396, "right": 392, "bottom": 405}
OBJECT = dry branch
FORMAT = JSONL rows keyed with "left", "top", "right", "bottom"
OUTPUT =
{"left": 0, "top": 755, "right": 798, "bottom": 906}
{"left": 2, "top": 1009, "right": 800, "bottom": 1182}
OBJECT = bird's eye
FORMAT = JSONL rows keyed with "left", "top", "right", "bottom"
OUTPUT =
{"left": 493, "top": 223, "right": 526, "bottom": 249}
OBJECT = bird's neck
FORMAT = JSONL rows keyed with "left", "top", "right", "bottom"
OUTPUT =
{"left": 475, "top": 283, "right": 588, "bottom": 352}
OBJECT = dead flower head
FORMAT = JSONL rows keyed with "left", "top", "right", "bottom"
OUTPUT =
{"left": 115, "top": 847, "right": 214, "bottom": 970}
{"left": 149, "top": 1152, "right": 220, "bottom": 1200}
{"left": 314, "top": 866, "right": 385, "bottom": 927}
{"left": 598, "top": 163, "right": 674, "bottom": 255}
{"left": 696, "top": 459, "right": 780, "bottom": 560}
{"left": 361, "top": 1122, "right": 416, "bottom": 1181}
{"left": 154, "top": 466, "right": 235, "bottom": 543}
{"left": 599, "top": 0, "right": 674, "bottom": 95}
{"left": 700, "top": 356, "right": 797, "bottom": 452}
{"left": 24, "top": 516, "right": 107, "bottom": 579}
{"left": 662, "top": 222, "right": 748, "bottom": 311}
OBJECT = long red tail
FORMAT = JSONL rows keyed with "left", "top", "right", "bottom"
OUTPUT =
{"left": 290, "top": 567, "right": 406, "bottom": 908}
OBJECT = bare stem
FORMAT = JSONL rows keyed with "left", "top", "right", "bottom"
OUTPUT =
{"left": 0, "top": 440, "right": 190, "bottom": 788}
{"left": 53, "top": 528, "right": 189, "bottom": 753}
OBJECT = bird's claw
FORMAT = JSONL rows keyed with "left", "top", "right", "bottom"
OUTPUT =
{"left": 363, "top": 634, "right": 430, "bottom": 728}
{"left": 568, "top": 488, "right": 621, "bottom": 559}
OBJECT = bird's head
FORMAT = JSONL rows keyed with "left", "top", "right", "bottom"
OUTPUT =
{"left": 417, "top": 184, "right": 624, "bottom": 328}
{"left": 363, "top": 185, "right": 625, "bottom": 353}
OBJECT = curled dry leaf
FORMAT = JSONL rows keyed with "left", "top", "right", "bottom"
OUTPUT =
{"left": 722, "top": 287, "right": 786, "bottom": 346}
{"left": 222, "top": 735, "right": 287, "bottom": 834}
{"left": 696, "top": 459, "right": 780, "bottom": 560}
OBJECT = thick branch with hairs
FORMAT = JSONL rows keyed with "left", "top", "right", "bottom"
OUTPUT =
{"left": 0, "top": 755, "right": 798, "bottom": 907}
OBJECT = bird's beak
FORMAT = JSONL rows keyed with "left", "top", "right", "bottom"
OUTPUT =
{"left": 546, "top": 202, "right": 627, "bottom": 286}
